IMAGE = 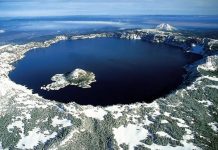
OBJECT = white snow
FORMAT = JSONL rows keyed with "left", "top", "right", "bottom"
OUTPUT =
{"left": 144, "top": 128, "right": 199, "bottom": 150}
{"left": 143, "top": 115, "right": 153, "bottom": 126}
{"left": 161, "top": 120, "right": 169, "bottom": 124}
{"left": 144, "top": 142, "right": 199, "bottom": 150}
{"left": 142, "top": 144, "right": 175, "bottom": 150}
{"left": 177, "top": 122, "right": 189, "bottom": 128}
{"left": 208, "top": 39, "right": 218, "bottom": 50}
{"left": 156, "top": 131, "right": 173, "bottom": 139}
{"left": 41, "top": 74, "right": 68, "bottom": 90}
{"left": 51, "top": 116, "right": 72, "bottom": 128}
{"left": 201, "top": 75, "right": 218, "bottom": 82}
{"left": 60, "top": 129, "right": 79, "bottom": 146}
{"left": 164, "top": 112, "right": 171, "bottom": 117}
{"left": 7, "top": 120, "right": 24, "bottom": 133}
{"left": 171, "top": 117, "right": 185, "bottom": 124}
{"left": 70, "top": 68, "right": 86, "bottom": 78}
{"left": 16, "top": 127, "right": 57, "bottom": 149}
{"left": 25, "top": 114, "right": 31, "bottom": 120}
{"left": 41, "top": 68, "right": 96, "bottom": 90}
{"left": 198, "top": 100, "right": 213, "bottom": 107}
{"left": 113, "top": 124, "right": 148, "bottom": 150}
{"left": 82, "top": 107, "right": 107, "bottom": 120}
{"left": 186, "top": 84, "right": 198, "bottom": 90}
{"left": 156, "top": 23, "right": 176, "bottom": 31}
{"left": 208, "top": 122, "right": 218, "bottom": 132}
{"left": 0, "top": 44, "right": 10, "bottom": 50}
{"left": 205, "top": 85, "right": 218, "bottom": 90}
{"left": 0, "top": 142, "right": 3, "bottom": 150}
{"left": 105, "top": 105, "right": 124, "bottom": 119}
{"left": 63, "top": 104, "right": 81, "bottom": 118}
{"left": 148, "top": 101, "right": 161, "bottom": 118}
{"left": 198, "top": 56, "right": 217, "bottom": 71}
{"left": 112, "top": 112, "right": 123, "bottom": 119}
{"left": 171, "top": 116, "right": 189, "bottom": 128}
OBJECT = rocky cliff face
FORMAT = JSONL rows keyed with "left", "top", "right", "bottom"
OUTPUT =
{"left": 70, "top": 29, "right": 218, "bottom": 55}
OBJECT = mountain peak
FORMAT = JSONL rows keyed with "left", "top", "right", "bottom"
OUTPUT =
{"left": 156, "top": 23, "right": 176, "bottom": 31}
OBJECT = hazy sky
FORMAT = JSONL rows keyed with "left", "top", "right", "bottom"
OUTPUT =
{"left": 0, "top": 0, "right": 218, "bottom": 17}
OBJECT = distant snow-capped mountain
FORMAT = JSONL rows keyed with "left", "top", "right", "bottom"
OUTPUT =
{"left": 156, "top": 23, "right": 176, "bottom": 31}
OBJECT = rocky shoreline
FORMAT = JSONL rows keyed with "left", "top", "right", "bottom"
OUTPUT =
{"left": 70, "top": 29, "right": 218, "bottom": 55}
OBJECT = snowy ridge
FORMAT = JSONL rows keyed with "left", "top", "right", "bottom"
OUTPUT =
{"left": 198, "top": 55, "right": 218, "bottom": 71}
{"left": 70, "top": 28, "right": 218, "bottom": 54}
{"left": 156, "top": 23, "right": 176, "bottom": 31}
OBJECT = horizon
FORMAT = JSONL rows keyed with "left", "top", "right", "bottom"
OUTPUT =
{"left": 0, "top": 0, "right": 218, "bottom": 17}
{"left": 0, "top": 14, "right": 218, "bottom": 19}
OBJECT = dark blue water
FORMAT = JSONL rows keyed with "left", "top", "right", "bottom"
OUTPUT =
{"left": 9, "top": 38, "right": 201, "bottom": 106}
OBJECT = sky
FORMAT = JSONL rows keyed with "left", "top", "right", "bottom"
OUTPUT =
{"left": 0, "top": 0, "right": 218, "bottom": 17}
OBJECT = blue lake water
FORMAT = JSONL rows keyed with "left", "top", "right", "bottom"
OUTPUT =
{"left": 9, "top": 38, "right": 201, "bottom": 106}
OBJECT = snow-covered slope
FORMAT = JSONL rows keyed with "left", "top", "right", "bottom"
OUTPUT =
{"left": 156, "top": 23, "right": 177, "bottom": 31}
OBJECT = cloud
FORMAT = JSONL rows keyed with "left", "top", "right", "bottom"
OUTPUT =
{"left": 0, "top": 0, "right": 217, "bottom": 16}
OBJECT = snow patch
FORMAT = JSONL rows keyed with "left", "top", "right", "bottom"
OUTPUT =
{"left": 156, "top": 23, "right": 176, "bottom": 31}
{"left": 156, "top": 131, "right": 173, "bottom": 139}
{"left": 60, "top": 129, "right": 79, "bottom": 146}
{"left": 186, "top": 84, "right": 198, "bottom": 90}
{"left": 0, "top": 142, "right": 2, "bottom": 150}
{"left": 105, "top": 105, "right": 124, "bottom": 119}
{"left": 113, "top": 124, "right": 148, "bottom": 149}
{"left": 171, "top": 116, "right": 189, "bottom": 128}
{"left": 200, "top": 75, "right": 218, "bottom": 82}
{"left": 82, "top": 107, "right": 107, "bottom": 120}
{"left": 205, "top": 85, "right": 218, "bottom": 90}
{"left": 147, "top": 101, "right": 161, "bottom": 118}
{"left": 143, "top": 115, "right": 153, "bottom": 126}
{"left": 145, "top": 128, "right": 199, "bottom": 150}
{"left": 164, "top": 112, "right": 171, "bottom": 117}
{"left": 208, "top": 122, "right": 218, "bottom": 132}
{"left": 16, "top": 128, "right": 57, "bottom": 149}
{"left": 198, "top": 100, "right": 213, "bottom": 107}
{"left": 52, "top": 116, "right": 72, "bottom": 128}
{"left": 177, "top": 122, "right": 189, "bottom": 128}
{"left": 161, "top": 120, "right": 169, "bottom": 124}
{"left": 198, "top": 56, "right": 217, "bottom": 71}
{"left": 25, "top": 114, "right": 31, "bottom": 120}
{"left": 7, "top": 120, "right": 24, "bottom": 133}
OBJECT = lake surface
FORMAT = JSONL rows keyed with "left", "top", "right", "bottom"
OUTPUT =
{"left": 9, "top": 38, "right": 201, "bottom": 106}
